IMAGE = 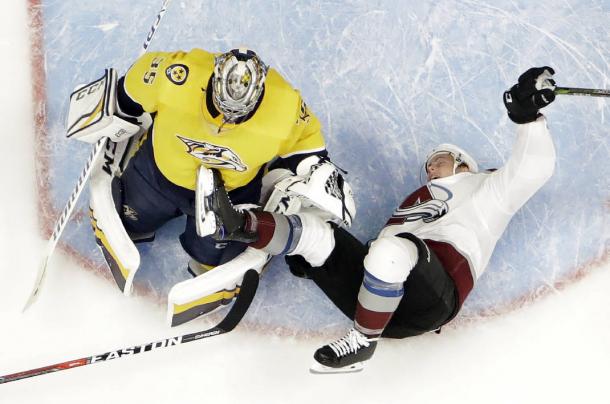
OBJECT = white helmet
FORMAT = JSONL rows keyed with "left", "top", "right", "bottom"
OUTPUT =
{"left": 212, "top": 48, "right": 269, "bottom": 123}
{"left": 425, "top": 143, "right": 478, "bottom": 175}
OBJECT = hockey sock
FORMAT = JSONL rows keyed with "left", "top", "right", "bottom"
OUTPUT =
{"left": 354, "top": 270, "right": 404, "bottom": 337}
{"left": 245, "top": 211, "right": 302, "bottom": 255}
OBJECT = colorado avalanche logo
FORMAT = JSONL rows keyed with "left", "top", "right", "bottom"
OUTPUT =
{"left": 176, "top": 135, "right": 247, "bottom": 172}
{"left": 392, "top": 199, "right": 449, "bottom": 223}
{"left": 390, "top": 183, "right": 452, "bottom": 224}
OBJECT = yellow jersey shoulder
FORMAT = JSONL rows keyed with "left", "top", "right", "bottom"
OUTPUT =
{"left": 251, "top": 69, "right": 304, "bottom": 140}
{"left": 123, "top": 48, "right": 215, "bottom": 113}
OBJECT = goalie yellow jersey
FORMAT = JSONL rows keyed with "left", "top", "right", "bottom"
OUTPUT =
{"left": 121, "top": 48, "right": 326, "bottom": 191}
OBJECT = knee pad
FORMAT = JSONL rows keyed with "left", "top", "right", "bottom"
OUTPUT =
{"left": 363, "top": 236, "right": 418, "bottom": 283}
{"left": 288, "top": 212, "right": 335, "bottom": 267}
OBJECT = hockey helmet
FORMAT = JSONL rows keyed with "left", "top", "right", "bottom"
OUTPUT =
{"left": 212, "top": 48, "right": 269, "bottom": 123}
{"left": 425, "top": 143, "right": 479, "bottom": 175}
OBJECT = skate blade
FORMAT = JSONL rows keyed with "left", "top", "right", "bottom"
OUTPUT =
{"left": 309, "top": 361, "right": 364, "bottom": 374}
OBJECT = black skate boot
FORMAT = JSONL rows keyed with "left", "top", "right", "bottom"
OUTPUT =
{"left": 196, "top": 167, "right": 257, "bottom": 243}
{"left": 310, "top": 328, "right": 378, "bottom": 373}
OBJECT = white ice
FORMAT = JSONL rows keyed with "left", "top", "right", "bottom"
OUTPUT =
{"left": 1, "top": 1, "right": 609, "bottom": 403}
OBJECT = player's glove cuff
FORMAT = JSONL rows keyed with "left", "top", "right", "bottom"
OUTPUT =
{"left": 503, "top": 86, "right": 541, "bottom": 124}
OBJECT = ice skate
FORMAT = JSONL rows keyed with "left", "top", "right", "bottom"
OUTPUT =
{"left": 195, "top": 166, "right": 256, "bottom": 242}
{"left": 310, "top": 328, "right": 378, "bottom": 374}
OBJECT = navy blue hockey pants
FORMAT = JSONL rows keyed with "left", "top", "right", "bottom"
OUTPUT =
{"left": 116, "top": 135, "right": 263, "bottom": 267}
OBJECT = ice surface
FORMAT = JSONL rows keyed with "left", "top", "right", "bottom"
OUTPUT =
{"left": 0, "top": 1, "right": 609, "bottom": 403}
{"left": 37, "top": 0, "right": 610, "bottom": 333}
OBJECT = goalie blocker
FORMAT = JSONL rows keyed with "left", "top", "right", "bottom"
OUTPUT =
{"left": 67, "top": 69, "right": 140, "bottom": 144}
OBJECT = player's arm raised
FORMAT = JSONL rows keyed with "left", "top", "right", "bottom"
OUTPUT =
{"left": 487, "top": 67, "right": 557, "bottom": 214}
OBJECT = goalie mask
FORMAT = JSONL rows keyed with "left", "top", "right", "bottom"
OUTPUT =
{"left": 424, "top": 143, "right": 479, "bottom": 180}
{"left": 212, "top": 48, "right": 269, "bottom": 123}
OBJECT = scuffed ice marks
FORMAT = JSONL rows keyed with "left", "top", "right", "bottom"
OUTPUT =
{"left": 40, "top": 0, "right": 609, "bottom": 333}
{"left": 94, "top": 22, "right": 119, "bottom": 32}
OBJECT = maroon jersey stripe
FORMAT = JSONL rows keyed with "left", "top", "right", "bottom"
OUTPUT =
{"left": 425, "top": 239, "right": 474, "bottom": 308}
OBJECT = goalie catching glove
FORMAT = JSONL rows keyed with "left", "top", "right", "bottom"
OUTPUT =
{"left": 263, "top": 155, "right": 356, "bottom": 227}
{"left": 66, "top": 68, "right": 140, "bottom": 143}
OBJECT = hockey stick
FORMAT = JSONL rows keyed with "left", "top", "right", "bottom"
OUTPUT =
{"left": 22, "top": 0, "right": 172, "bottom": 312}
{"left": 555, "top": 86, "right": 610, "bottom": 97}
{"left": 3, "top": 269, "right": 259, "bottom": 384}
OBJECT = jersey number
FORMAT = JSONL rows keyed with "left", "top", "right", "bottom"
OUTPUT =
{"left": 143, "top": 57, "right": 164, "bottom": 84}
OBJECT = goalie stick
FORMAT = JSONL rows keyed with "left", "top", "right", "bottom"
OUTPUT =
{"left": 555, "top": 86, "right": 610, "bottom": 97}
{"left": 2, "top": 269, "right": 259, "bottom": 384}
{"left": 22, "top": 0, "right": 172, "bottom": 311}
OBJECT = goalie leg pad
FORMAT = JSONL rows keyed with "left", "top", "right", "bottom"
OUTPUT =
{"left": 90, "top": 208, "right": 139, "bottom": 295}
{"left": 90, "top": 171, "right": 141, "bottom": 296}
{"left": 167, "top": 247, "right": 269, "bottom": 327}
{"left": 170, "top": 285, "right": 240, "bottom": 327}
{"left": 187, "top": 259, "right": 216, "bottom": 278}
{"left": 170, "top": 282, "right": 239, "bottom": 327}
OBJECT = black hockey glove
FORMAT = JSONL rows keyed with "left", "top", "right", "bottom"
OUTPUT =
{"left": 503, "top": 66, "right": 556, "bottom": 124}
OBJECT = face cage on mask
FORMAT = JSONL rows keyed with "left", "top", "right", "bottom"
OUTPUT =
{"left": 212, "top": 52, "right": 268, "bottom": 123}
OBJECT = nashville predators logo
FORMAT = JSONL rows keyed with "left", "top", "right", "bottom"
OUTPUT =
{"left": 165, "top": 64, "right": 189, "bottom": 85}
{"left": 297, "top": 100, "right": 310, "bottom": 125}
{"left": 176, "top": 135, "right": 247, "bottom": 172}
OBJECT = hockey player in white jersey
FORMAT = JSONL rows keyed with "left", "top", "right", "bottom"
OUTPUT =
{"left": 199, "top": 66, "right": 558, "bottom": 373}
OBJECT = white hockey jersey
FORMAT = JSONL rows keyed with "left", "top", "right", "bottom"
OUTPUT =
{"left": 380, "top": 116, "right": 556, "bottom": 283}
